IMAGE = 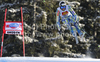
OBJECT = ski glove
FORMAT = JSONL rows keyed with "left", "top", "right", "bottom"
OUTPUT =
{"left": 75, "top": 21, "right": 79, "bottom": 25}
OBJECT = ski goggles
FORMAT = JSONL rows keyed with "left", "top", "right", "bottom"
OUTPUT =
{"left": 60, "top": 6, "right": 66, "bottom": 9}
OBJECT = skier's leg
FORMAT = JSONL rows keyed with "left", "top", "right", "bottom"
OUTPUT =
{"left": 62, "top": 18, "right": 75, "bottom": 37}
{"left": 70, "top": 24, "right": 75, "bottom": 37}
{"left": 74, "top": 23, "right": 83, "bottom": 36}
{"left": 69, "top": 17, "right": 84, "bottom": 37}
{"left": 74, "top": 23, "right": 86, "bottom": 41}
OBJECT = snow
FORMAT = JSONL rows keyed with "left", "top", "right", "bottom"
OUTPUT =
{"left": 67, "top": 1, "right": 80, "bottom": 7}
{"left": 16, "top": 35, "right": 34, "bottom": 43}
{"left": 0, "top": 57, "right": 100, "bottom": 62}
{"left": 42, "top": 11, "right": 47, "bottom": 21}
{"left": 96, "top": 16, "right": 100, "bottom": 19}
{"left": 8, "top": 8, "right": 20, "bottom": 13}
{"left": 0, "top": 3, "right": 17, "bottom": 10}
{"left": 78, "top": 16, "right": 84, "bottom": 20}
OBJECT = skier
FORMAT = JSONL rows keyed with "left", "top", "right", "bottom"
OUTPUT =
{"left": 56, "top": 1, "right": 84, "bottom": 41}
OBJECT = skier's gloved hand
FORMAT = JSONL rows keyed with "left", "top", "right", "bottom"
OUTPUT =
{"left": 74, "top": 16, "right": 77, "bottom": 21}
{"left": 75, "top": 21, "right": 79, "bottom": 25}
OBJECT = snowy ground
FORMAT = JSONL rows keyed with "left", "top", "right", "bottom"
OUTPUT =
{"left": 0, "top": 57, "right": 100, "bottom": 62}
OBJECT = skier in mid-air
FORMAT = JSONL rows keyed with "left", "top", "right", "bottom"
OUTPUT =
{"left": 56, "top": 1, "right": 85, "bottom": 42}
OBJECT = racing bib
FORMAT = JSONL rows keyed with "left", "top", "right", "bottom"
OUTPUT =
{"left": 62, "top": 11, "right": 68, "bottom": 15}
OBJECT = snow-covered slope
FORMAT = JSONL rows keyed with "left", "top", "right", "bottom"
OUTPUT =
{"left": 0, "top": 57, "right": 99, "bottom": 62}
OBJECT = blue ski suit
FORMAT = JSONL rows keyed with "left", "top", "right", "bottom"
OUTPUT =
{"left": 56, "top": 5, "right": 82, "bottom": 37}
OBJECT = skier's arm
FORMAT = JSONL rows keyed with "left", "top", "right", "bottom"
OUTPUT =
{"left": 56, "top": 9, "right": 61, "bottom": 31}
{"left": 68, "top": 5, "right": 79, "bottom": 22}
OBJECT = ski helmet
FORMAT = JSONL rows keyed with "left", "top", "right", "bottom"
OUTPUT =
{"left": 59, "top": 1, "right": 66, "bottom": 7}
